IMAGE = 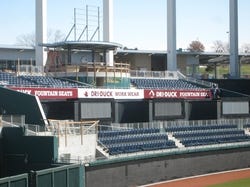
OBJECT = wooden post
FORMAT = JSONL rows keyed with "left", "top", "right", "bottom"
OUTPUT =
{"left": 80, "top": 124, "right": 83, "bottom": 145}
{"left": 65, "top": 121, "right": 67, "bottom": 147}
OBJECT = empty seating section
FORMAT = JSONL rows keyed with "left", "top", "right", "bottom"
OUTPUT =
{"left": 0, "top": 72, "right": 87, "bottom": 88}
{"left": 130, "top": 78, "right": 203, "bottom": 89}
{"left": 0, "top": 72, "right": 35, "bottom": 86}
{"left": 244, "top": 124, "right": 250, "bottom": 128}
{"left": 166, "top": 124, "right": 250, "bottom": 147}
{"left": 98, "top": 128, "right": 176, "bottom": 155}
{"left": 21, "top": 75, "right": 81, "bottom": 88}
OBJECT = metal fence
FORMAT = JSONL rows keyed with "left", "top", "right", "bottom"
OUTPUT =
{"left": 0, "top": 164, "right": 84, "bottom": 187}
{"left": 0, "top": 174, "right": 28, "bottom": 187}
{"left": 109, "top": 118, "right": 250, "bottom": 130}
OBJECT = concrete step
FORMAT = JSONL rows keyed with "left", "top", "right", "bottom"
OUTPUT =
{"left": 167, "top": 133, "right": 185, "bottom": 148}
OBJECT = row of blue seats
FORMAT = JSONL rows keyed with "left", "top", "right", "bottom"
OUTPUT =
{"left": 98, "top": 128, "right": 160, "bottom": 138}
{"left": 165, "top": 124, "right": 238, "bottom": 132}
{"left": 20, "top": 75, "right": 82, "bottom": 87}
{"left": 107, "top": 140, "right": 176, "bottom": 155}
{"left": 0, "top": 72, "right": 86, "bottom": 88}
{"left": 130, "top": 78, "right": 202, "bottom": 89}
{"left": 173, "top": 129, "right": 245, "bottom": 139}
{"left": 181, "top": 133, "right": 249, "bottom": 141}
{"left": 99, "top": 133, "right": 167, "bottom": 145}
{"left": 0, "top": 73, "right": 35, "bottom": 86}
{"left": 244, "top": 124, "right": 250, "bottom": 128}
{"left": 181, "top": 134, "right": 250, "bottom": 147}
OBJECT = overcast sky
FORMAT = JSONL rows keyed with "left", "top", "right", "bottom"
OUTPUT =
{"left": 1, "top": 0, "right": 250, "bottom": 51}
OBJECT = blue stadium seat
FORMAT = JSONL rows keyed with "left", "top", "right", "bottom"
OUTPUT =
{"left": 166, "top": 124, "right": 250, "bottom": 147}
{"left": 130, "top": 78, "right": 204, "bottom": 90}
{"left": 98, "top": 128, "right": 176, "bottom": 155}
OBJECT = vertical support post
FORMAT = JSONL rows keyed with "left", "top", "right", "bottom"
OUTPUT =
{"left": 35, "top": 0, "right": 47, "bottom": 69}
{"left": 98, "top": 7, "right": 100, "bottom": 41}
{"left": 86, "top": 5, "right": 89, "bottom": 41}
{"left": 65, "top": 122, "right": 67, "bottom": 147}
{"left": 148, "top": 100, "right": 153, "bottom": 122}
{"left": 81, "top": 124, "right": 83, "bottom": 145}
{"left": 229, "top": 0, "right": 239, "bottom": 78}
{"left": 217, "top": 100, "right": 221, "bottom": 120}
{"left": 167, "top": 0, "right": 177, "bottom": 71}
{"left": 103, "top": 0, "right": 114, "bottom": 66}
{"left": 17, "top": 58, "right": 20, "bottom": 76}
{"left": 74, "top": 8, "right": 77, "bottom": 41}
{"left": 114, "top": 101, "right": 119, "bottom": 123}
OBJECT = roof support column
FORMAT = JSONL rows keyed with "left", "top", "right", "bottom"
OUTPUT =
{"left": 229, "top": 0, "right": 239, "bottom": 78}
{"left": 67, "top": 46, "right": 72, "bottom": 65}
{"left": 103, "top": 0, "right": 114, "bottom": 66}
{"left": 35, "top": 0, "right": 47, "bottom": 69}
{"left": 167, "top": 0, "right": 177, "bottom": 71}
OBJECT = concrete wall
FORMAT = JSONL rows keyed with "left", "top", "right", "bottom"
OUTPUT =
{"left": 176, "top": 55, "right": 187, "bottom": 74}
{"left": 0, "top": 48, "right": 34, "bottom": 61}
{"left": 130, "top": 54, "right": 151, "bottom": 71}
{"left": 85, "top": 147, "right": 250, "bottom": 187}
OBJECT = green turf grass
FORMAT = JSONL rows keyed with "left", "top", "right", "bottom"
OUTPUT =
{"left": 208, "top": 177, "right": 250, "bottom": 187}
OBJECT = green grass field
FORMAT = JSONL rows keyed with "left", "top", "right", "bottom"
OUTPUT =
{"left": 208, "top": 178, "right": 250, "bottom": 187}
{"left": 197, "top": 64, "right": 250, "bottom": 78}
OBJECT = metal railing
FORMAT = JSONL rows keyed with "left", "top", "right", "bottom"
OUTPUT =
{"left": 177, "top": 71, "right": 214, "bottom": 88}
{"left": 0, "top": 173, "right": 28, "bottom": 187}
{"left": 130, "top": 70, "right": 178, "bottom": 79}
{"left": 0, "top": 115, "right": 25, "bottom": 127}
{"left": 130, "top": 70, "right": 214, "bottom": 88}
{"left": 25, "top": 119, "right": 99, "bottom": 137}
{"left": 109, "top": 118, "right": 250, "bottom": 130}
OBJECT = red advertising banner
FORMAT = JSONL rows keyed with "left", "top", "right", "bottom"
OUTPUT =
{"left": 9, "top": 87, "right": 211, "bottom": 100}
{"left": 9, "top": 87, "right": 78, "bottom": 100}
{"left": 144, "top": 89, "right": 211, "bottom": 99}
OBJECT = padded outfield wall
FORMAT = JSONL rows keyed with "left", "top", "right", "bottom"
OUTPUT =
{"left": 85, "top": 145, "right": 250, "bottom": 187}
{"left": 0, "top": 87, "right": 47, "bottom": 125}
{"left": 41, "top": 98, "right": 249, "bottom": 123}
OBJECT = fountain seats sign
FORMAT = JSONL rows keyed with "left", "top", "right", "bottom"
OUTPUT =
{"left": 144, "top": 89, "right": 211, "bottom": 99}
{"left": 10, "top": 87, "right": 78, "bottom": 100}
{"left": 9, "top": 87, "right": 211, "bottom": 100}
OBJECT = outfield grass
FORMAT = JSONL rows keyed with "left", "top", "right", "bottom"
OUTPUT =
{"left": 197, "top": 64, "right": 250, "bottom": 78}
{"left": 208, "top": 178, "right": 250, "bottom": 187}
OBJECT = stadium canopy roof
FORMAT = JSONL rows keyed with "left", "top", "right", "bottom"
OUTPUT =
{"left": 42, "top": 41, "right": 122, "bottom": 52}
{"left": 0, "top": 44, "right": 34, "bottom": 50}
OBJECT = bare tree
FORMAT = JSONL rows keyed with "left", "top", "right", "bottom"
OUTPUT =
{"left": 240, "top": 43, "right": 250, "bottom": 53}
{"left": 188, "top": 40, "right": 205, "bottom": 52}
{"left": 16, "top": 29, "right": 65, "bottom": 47}
{"left": 212, "top": 40, "right": 229, "bottom": 53}
{"left": 48, "top": 29, "right": 65, "bottom": 43}
{"left": 16, "top": 32, "right": 36, "bottom": 47}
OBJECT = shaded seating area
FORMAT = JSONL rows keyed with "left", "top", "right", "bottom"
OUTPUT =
{"left": 20, "top": 75, "right": 82, "bottom": 88}
{"left": 0, "top": 72, "right": 36, "bottom": 86}
{"left": 130, "top": 78, "right": 204, "bottom": 89}
{"left": 98, "top": 128, "right": 176, "bottom": 155}
{"left": 0, "top": 72, "right": 90, "bottom": 88}
{"left": 165, "top": 124, "right": 250, "bottom": 147}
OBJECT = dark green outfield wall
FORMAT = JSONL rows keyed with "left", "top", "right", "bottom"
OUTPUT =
{"left": 0, "top": 87, "right": 46, "bottom": 125}
{"left": 0, "top": 127, "right": 58, "bottom": 178}
{"left": 0, "top": 127, "right": 83, "bottom": 187}
{"left": 207, "top": 79, "right": 250, "bottom": 96}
